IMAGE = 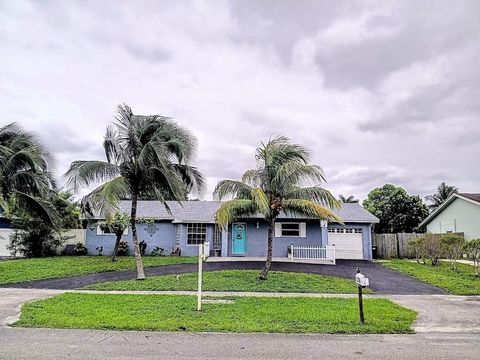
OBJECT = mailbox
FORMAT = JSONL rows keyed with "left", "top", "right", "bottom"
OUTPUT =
{"left": 355, "top": 272, "right": 369, "bottom": 288}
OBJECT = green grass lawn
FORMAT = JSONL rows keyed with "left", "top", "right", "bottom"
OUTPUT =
{"left": 85, "top": 270, "right": 367, "bottom": 294}
{"left": 0, "top": 256, "right": 197, "bottom": 286}
{"left": 383, "top": 259, "right": 480, "bottom": 295}
{"left": 15, "top": 293, "right": 416, "bottom": 334}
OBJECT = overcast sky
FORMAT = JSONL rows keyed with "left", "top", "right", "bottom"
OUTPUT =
{"left": 1, "top": 0, "right": 479, "bottom": 201}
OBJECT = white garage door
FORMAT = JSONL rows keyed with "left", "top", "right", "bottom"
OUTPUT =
{"left": 327, "top": 228, "right": 363, "bottom": 259}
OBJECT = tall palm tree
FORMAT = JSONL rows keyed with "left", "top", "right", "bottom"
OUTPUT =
{"left": 0, "top": 123, "right": 58, "bottom": 225}
{"left": 65, "top": 104, "right": 204, "bottom": 279}
{"left": 214, "top": 136, "right": 342, "bottom": 280}
{"left": 339, "top": 194, "right": 359, "bottom": 203}
{"left": 425, "top": 182, "right": 458, "bottom": 210}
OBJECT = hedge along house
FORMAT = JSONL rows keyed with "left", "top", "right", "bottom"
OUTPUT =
{"left": 86, "top": 200, "right": 379, "bottom": 260}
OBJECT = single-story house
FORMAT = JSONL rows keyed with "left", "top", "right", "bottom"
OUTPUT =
{"left": 419, "top": 193, "right": 480, "bottom": 241}
{"left": 86, "top": 200, "right": 379, "bottom": 260}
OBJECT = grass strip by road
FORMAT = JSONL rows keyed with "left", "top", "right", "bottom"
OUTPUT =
{"left": 15, "top": 293, "right": 415, "bottom": 334}
{"left": 0, "top": 256, "right": 197, "bottom": 286}
{"left": 383, "top": 260, "right": 480, "bottom": 295}
{"left": 85, "top": 270, "right": 368, "bottom": 294}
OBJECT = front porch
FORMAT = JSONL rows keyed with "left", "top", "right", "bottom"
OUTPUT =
{"left": 207, "top": 255, "right": 335, "bottom": 265}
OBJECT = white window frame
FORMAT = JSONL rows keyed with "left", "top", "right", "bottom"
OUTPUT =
{"left": 187, "top": 223, "right": 207, "bottom": 245}
{"left": 274, "top": 222, "right": 306, "bottom": 238}
{"left": 96, "top": 225, "right": 128, "bottom": 236}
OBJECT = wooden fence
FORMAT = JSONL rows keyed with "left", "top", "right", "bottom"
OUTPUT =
{"left": 372, "top": 233, "right": 424, "bottom": 259}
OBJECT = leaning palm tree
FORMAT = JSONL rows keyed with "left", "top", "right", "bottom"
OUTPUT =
{"left": 425, "top": 182, "right": 458, "bottom": 210}
{"left": 214, "top": 136, "right": 342, "bottom": 280}
{"left": 0, "top": 123, "right": 59, "bottom": 225}
{"left": 339, "top": 194, "right": 359, "bottom": 203}
{"left": 65, "top": 104, "right": 204, "bottom": 279}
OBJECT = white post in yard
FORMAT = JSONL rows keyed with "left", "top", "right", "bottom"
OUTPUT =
{"left": 197, "top": 243, "right": 203, "bottom": 311}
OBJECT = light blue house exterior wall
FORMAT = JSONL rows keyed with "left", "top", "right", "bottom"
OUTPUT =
{"left": 85, "top": 221, "right": 176, "bottom": 256}
{"left": 85, "top": 220, "right": 373, "bottom": 260}
{"left": 226, "top": 220, "right": 326, "bottom": 257}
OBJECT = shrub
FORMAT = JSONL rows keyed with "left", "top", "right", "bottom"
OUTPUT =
{"left": 151, "top": 246, "right": 165, "bottom": 256}
{"left": 72, "top": 242, "right": 88, "bottom": 256}
{"left": 466, "top": 239, "right": 480, "bottom": 276}
{"left": 139, "top": 240, "right": 147, "bottom": 256}
{"left": 117, "top": 241, "right": 129, "bottom": 256}
{"left": 8, "top": 218, "right": 64, "bottom": 257}
{"left": 408, "top": 237, "right": 425, "bottom": 263}
{"left": 441, "top": 234, "right": 465, "bottom": 270}
{"left": 420, "top": 233, "right": 443, "bottom": 266}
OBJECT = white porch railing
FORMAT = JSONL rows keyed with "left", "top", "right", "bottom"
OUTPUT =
{"left": 288, "top": 245, "right": 336, "bottom": 264}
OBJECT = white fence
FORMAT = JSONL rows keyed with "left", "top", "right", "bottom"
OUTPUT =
{"left": 289, "top": 245, "right": 336, "bottom": 264}
{"left": 0, "top": 229, "right": 86, "bottom": 257}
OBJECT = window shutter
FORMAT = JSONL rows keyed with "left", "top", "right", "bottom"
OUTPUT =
{"left": 299, "top": 222, "right": 306, "bottom": 237}
{"left": 275, "top": 222, "right": 282, "bottom": 237}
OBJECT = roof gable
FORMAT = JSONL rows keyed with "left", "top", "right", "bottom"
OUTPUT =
{"left": 420, "top": 193, "right": 480, "bottom": 227}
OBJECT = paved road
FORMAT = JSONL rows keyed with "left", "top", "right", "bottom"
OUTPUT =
{"left": 5, "top": 260, "right": 446, "bottom": 294}
{"left": 0, "top": 327, "right": 479, "bottom": 359}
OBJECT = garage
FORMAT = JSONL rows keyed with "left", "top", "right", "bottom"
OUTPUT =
{"left": 327, "top": 228, "right": 363, "bottom": 259}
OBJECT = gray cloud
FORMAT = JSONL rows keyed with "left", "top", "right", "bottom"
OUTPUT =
{"left": 0, "top": 0, "right": 479, "bottom": 202}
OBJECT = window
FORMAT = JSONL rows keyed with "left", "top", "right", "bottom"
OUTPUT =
{"left": 275, "top": 222, "right": 306, "bottom": 237}
{"left": 97, "top": 226, "right": 128, "bottom": 236}
{"left": 328, "top": 228, "right": 335, "bottom": 233}
{"left": 187, "top": 223, "right": 206, "bottom": 245}
{"left": 213, "top": 225, "right": 222, "bottom": 248}
{"left": 354, "top": 228, "right": 362, "bottom": 234}
{"left": 345, "top": 228, "right": 353, "bottom": 233}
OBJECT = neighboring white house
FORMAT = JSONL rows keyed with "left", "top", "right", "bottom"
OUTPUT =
{"left": 419, "top": 193, "right": 480, "bottom": 241}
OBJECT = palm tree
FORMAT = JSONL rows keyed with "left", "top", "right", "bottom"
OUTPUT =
{"left": 425, "top": 182, "right": 458, "bottom": 210}
{"left": 0, "top": 123, "right": 58, "bottom": 225}
{"left": 214, "top": 136, "right": 342, "bottom": 280}
{"left": 339, "top": 194, "right": 359, "bottom": 203}
{"left": 65, "top": 104, "right": 204, "bottom": 279}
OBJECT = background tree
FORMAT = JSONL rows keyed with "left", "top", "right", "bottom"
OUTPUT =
{"left": 425, "top": 182, "right": 458, "bottom": 210}
{"left": 65, "top": 104, "right": 204, "bottom": 279}
{"left": 0, "top": 123, "right": 59, "bottom": 225}
{"left": 214, "top": 136, "right": 341, "bottom": 280}
{"left": 339, "top": 194, "right": 359, "bottom": 203}
{"left": 363, "top": 184, "right": 428, "bottom": 233}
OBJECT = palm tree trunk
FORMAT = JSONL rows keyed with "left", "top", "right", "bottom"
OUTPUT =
{"left": 130, "top": 193, "right": 145, "bottom": 280}
{"left": 258, "top": 218, "right": 274, "bottom": 280}
{"left": 111, "top": 234, "right": 121, "bottom": 262}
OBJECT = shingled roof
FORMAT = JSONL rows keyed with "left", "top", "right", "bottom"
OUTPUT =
{"left": 458, "top": 193, "right": 480, "bottom": 203}
{"left": 96, "top": 200, "right": 378, "bottom": 224}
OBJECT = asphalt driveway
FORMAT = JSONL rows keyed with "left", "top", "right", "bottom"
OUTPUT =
{"left": 5, "top": 260, "right": 446, "bottom": 295}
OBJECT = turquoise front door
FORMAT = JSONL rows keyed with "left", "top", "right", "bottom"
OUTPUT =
{"left": 232, "top": 223, "right": 247, "bottom": 255}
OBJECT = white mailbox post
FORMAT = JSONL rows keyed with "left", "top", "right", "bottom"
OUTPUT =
{"left": 355, "top": 267, "right": 369, "bottom": 324}
{"left": 197, "top": 241, "right": 210, "bottom": 311}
